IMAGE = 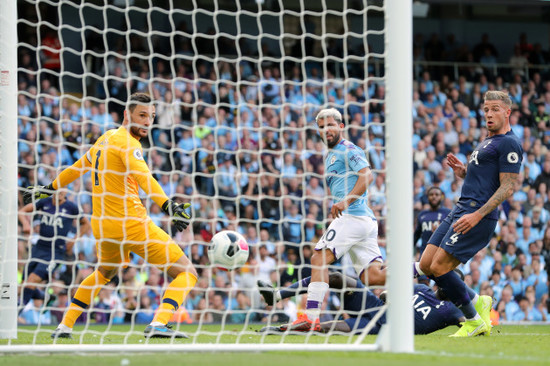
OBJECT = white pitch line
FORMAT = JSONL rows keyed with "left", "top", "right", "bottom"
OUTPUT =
{"left": 491, "top": 333, "right": 550, "bottom": 336}
{"left": 418, "top": 350, "right": 549, "bottom": 362}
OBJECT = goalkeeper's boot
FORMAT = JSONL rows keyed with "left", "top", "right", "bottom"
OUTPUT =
{"left": 282, "top": 314, "right": 321, "bottom": 332}
{"left": 474, "top": 295, "right": 493, "bottom": 336}
{"left": 257, "top": 280, "right": 276, "bottom": 306}
{"left": 449, "top": 318, "right": 489, "bottom": 338}
{"left": 144, "top": 323, "right": 189, "bottom": 339}
{"left": 51, "top": 325, "right": 73, "bottom": 340}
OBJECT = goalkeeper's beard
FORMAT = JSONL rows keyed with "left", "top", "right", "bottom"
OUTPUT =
{"left": 129, "top": 124, "right": 148, "bottom": 139}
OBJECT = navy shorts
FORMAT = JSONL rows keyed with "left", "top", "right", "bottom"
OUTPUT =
{"left": 24, "top": 247, "right": 62, "bottom": 281}
{"left": 428, "top": 204, "right": 496, "bottom": 263}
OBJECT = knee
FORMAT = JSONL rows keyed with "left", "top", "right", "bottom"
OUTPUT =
{"left": 310, "top": 252, "right": 321, "bottom": 266}
{"left": 419, "top": 261, "right": 432, "bottom": 276}
{"left": 169, "top": 261, "right": 198, "bottom": 279}
{"left": 98, "top": 266, "right": 117, "bottom": 280}
{"left": 310, "top": 252, "right": 330, "bottom": 267}
{"left": 364, "top": 265, "right": 386, "bottom": 286}
{"left": 428, "top": 262, "right": 447, "bottom": 278}
{"left": 187, "top": 264, "right": 198, "bottom": 279}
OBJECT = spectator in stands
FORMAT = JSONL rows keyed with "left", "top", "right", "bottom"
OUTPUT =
{"left": 509, "top": 44, "right": 529, "bottom": 79}
{"left": 39, "top": 25, "right": 61, "bottom": 86}
{"left": 283, "top": 204, "right": 303, "bottom": 244}
{"left": 472, "top": 33, "right": 498, "bottom": 63}
{"left": 231, "top": 292, "right": 254, "bottom": 323}
{"left": 16, "top": 18, "right": 550, "bottom": 326}
{"left": 511, "top": 289, "right": 544, "bottom": 321}
{"left": 135, "top": 294, "right": 157, "bottom": 324}
{"left": 18, "top": 298, "right": 53, "bottom": 325}
{"left": 534, "top": 160, "right": 550, "bottom": 192}
{"left": 93, "top": 283, "right": 125, "bottom": 324}
{"left": 256, "top": 244, "right": 277, "bottom": 284}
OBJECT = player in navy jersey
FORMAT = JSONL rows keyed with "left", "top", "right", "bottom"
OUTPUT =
{"left": 414, "top": 91, "right": 523, "bottom": 337}
{"left": 414, "top": 187, "right": 451, "bottom": 257}
{"left": 289, "top": 108, "right": 385, "bottom": 332}
{"left": 258, "top": 273, "right": 463, "bottom": 335}
{"left": 18, "top": 190, "right": 90, "bottom": 308}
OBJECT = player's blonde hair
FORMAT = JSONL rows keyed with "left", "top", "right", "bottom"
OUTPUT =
{"left": 484, "top": 90, "right": 512, "bottom": 108}
{"left": 315, "top": 108, "right": 343, "bottom": 124}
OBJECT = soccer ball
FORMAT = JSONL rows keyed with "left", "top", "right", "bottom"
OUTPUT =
{"left": 207, "top": 230, "right": 249, "bottom": 270}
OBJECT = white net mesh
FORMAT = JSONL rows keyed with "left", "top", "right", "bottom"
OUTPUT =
{"left": 9, "top": 0, "right": 396, "bottom": 350}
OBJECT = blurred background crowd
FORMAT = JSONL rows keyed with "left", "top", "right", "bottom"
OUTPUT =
{"left": 14, "top": 2, "right": 550, "bottom": 327}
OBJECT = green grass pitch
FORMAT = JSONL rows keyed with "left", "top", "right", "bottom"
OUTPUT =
{"left": 1, "top": 324, "right": 549, "bottom": 366}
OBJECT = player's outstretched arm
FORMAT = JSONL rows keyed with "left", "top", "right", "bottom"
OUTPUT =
{"left": 126, "top": 149, "right": 176, "bottom": 209}
{"left": 162, "top": 200, "right": 191, "bottom": 232}
{"left": 23, "top": 153, "right": 93, "bottom": 205}
{"left": 55, "top": 153, "right": 93, "bottom": 188}
{"left": 126, "top": 149, "right": 193, "bottom": 231}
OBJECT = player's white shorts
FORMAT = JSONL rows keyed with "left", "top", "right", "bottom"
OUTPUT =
{"left": 315, "top": 214, "right": 382, "bottom": 276}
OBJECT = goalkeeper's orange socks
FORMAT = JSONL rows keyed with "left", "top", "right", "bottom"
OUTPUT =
{"left": 151, "top": 271, "right": 197, "bottom": 325}
{"left": 61, "top": 270, "right": 110, "bottom": 328}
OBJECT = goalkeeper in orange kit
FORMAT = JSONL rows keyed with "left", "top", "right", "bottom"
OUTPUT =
{"left": 24, "top": 93, "right": 197, "bottom": 339}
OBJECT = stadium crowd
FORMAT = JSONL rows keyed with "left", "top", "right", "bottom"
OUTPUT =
{"left": 15, "top": 25, "right": 550, "bottom": 326}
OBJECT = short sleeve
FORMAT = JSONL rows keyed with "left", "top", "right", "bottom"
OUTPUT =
{"left": 347, "top": 147, "right": 370, "bottom": 172}
{"left": 35, "top": 198, "right": 46, "bottom": 211}
{"left": 69, "top": 201, "right": 80, "bottom": 216}
{"left": 498, "top": 137, "right": 523, "bottom": 174}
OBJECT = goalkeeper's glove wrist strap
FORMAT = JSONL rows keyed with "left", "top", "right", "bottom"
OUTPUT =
{"left": 162, "top": 199, "right": 172, "bottom": 213}
{"left": 45, "top": 183, "right": 56, "bottom": 192}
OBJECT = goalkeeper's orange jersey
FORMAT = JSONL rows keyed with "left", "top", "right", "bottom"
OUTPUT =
{"left": 54, "top": 126, "right": 169, "bottom": 240}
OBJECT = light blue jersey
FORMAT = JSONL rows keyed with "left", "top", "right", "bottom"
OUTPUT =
{"left": 325, "top": 139, "right": 375, "bottom": 218}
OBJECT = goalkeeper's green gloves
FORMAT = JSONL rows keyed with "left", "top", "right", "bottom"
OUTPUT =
{"left": 162, "top": 199, "right": 191, "bottom": 232}
{"left": 23, "top": 183, "right": 56, "bottom": 205}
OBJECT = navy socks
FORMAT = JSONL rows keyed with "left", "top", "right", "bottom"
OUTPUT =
{"left": 433, "top": 271, "right": 477, "bottom": 319}
{"left": 279, "top": 277, "right": 311, "bottom": 299}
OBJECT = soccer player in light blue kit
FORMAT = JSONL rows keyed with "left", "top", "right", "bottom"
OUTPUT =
{"left": 289, "top": 108, "right": 385, "bottom": 332}
{"left": 415, "top": 91, "right": 523, "bottom": 337}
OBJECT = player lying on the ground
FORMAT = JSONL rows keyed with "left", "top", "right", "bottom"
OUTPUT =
{"left": 258, "top": 272, "right": 467, "bottom": 334}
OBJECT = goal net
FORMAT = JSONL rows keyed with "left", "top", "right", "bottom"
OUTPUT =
{"left": 1, "top": 0, "right": 412, "bottom": 353}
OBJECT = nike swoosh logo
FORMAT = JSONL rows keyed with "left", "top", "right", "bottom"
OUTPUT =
{"left": 467, "top": 323, "right": 485, "bottom": 337}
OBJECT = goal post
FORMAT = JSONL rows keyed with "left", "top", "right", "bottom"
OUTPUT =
{"left": 378, "top": 0, "right": 414, "bottom": 353}
{"left": 0, "top": 0, "right": 19, "bottom": 340}
{"left": 2, "top": 0, "right": 413, "bottom": 353}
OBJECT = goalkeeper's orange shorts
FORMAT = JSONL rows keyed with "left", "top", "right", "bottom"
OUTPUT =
{"left": 96, "top": 220, "right": 184, "bottom": 270}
